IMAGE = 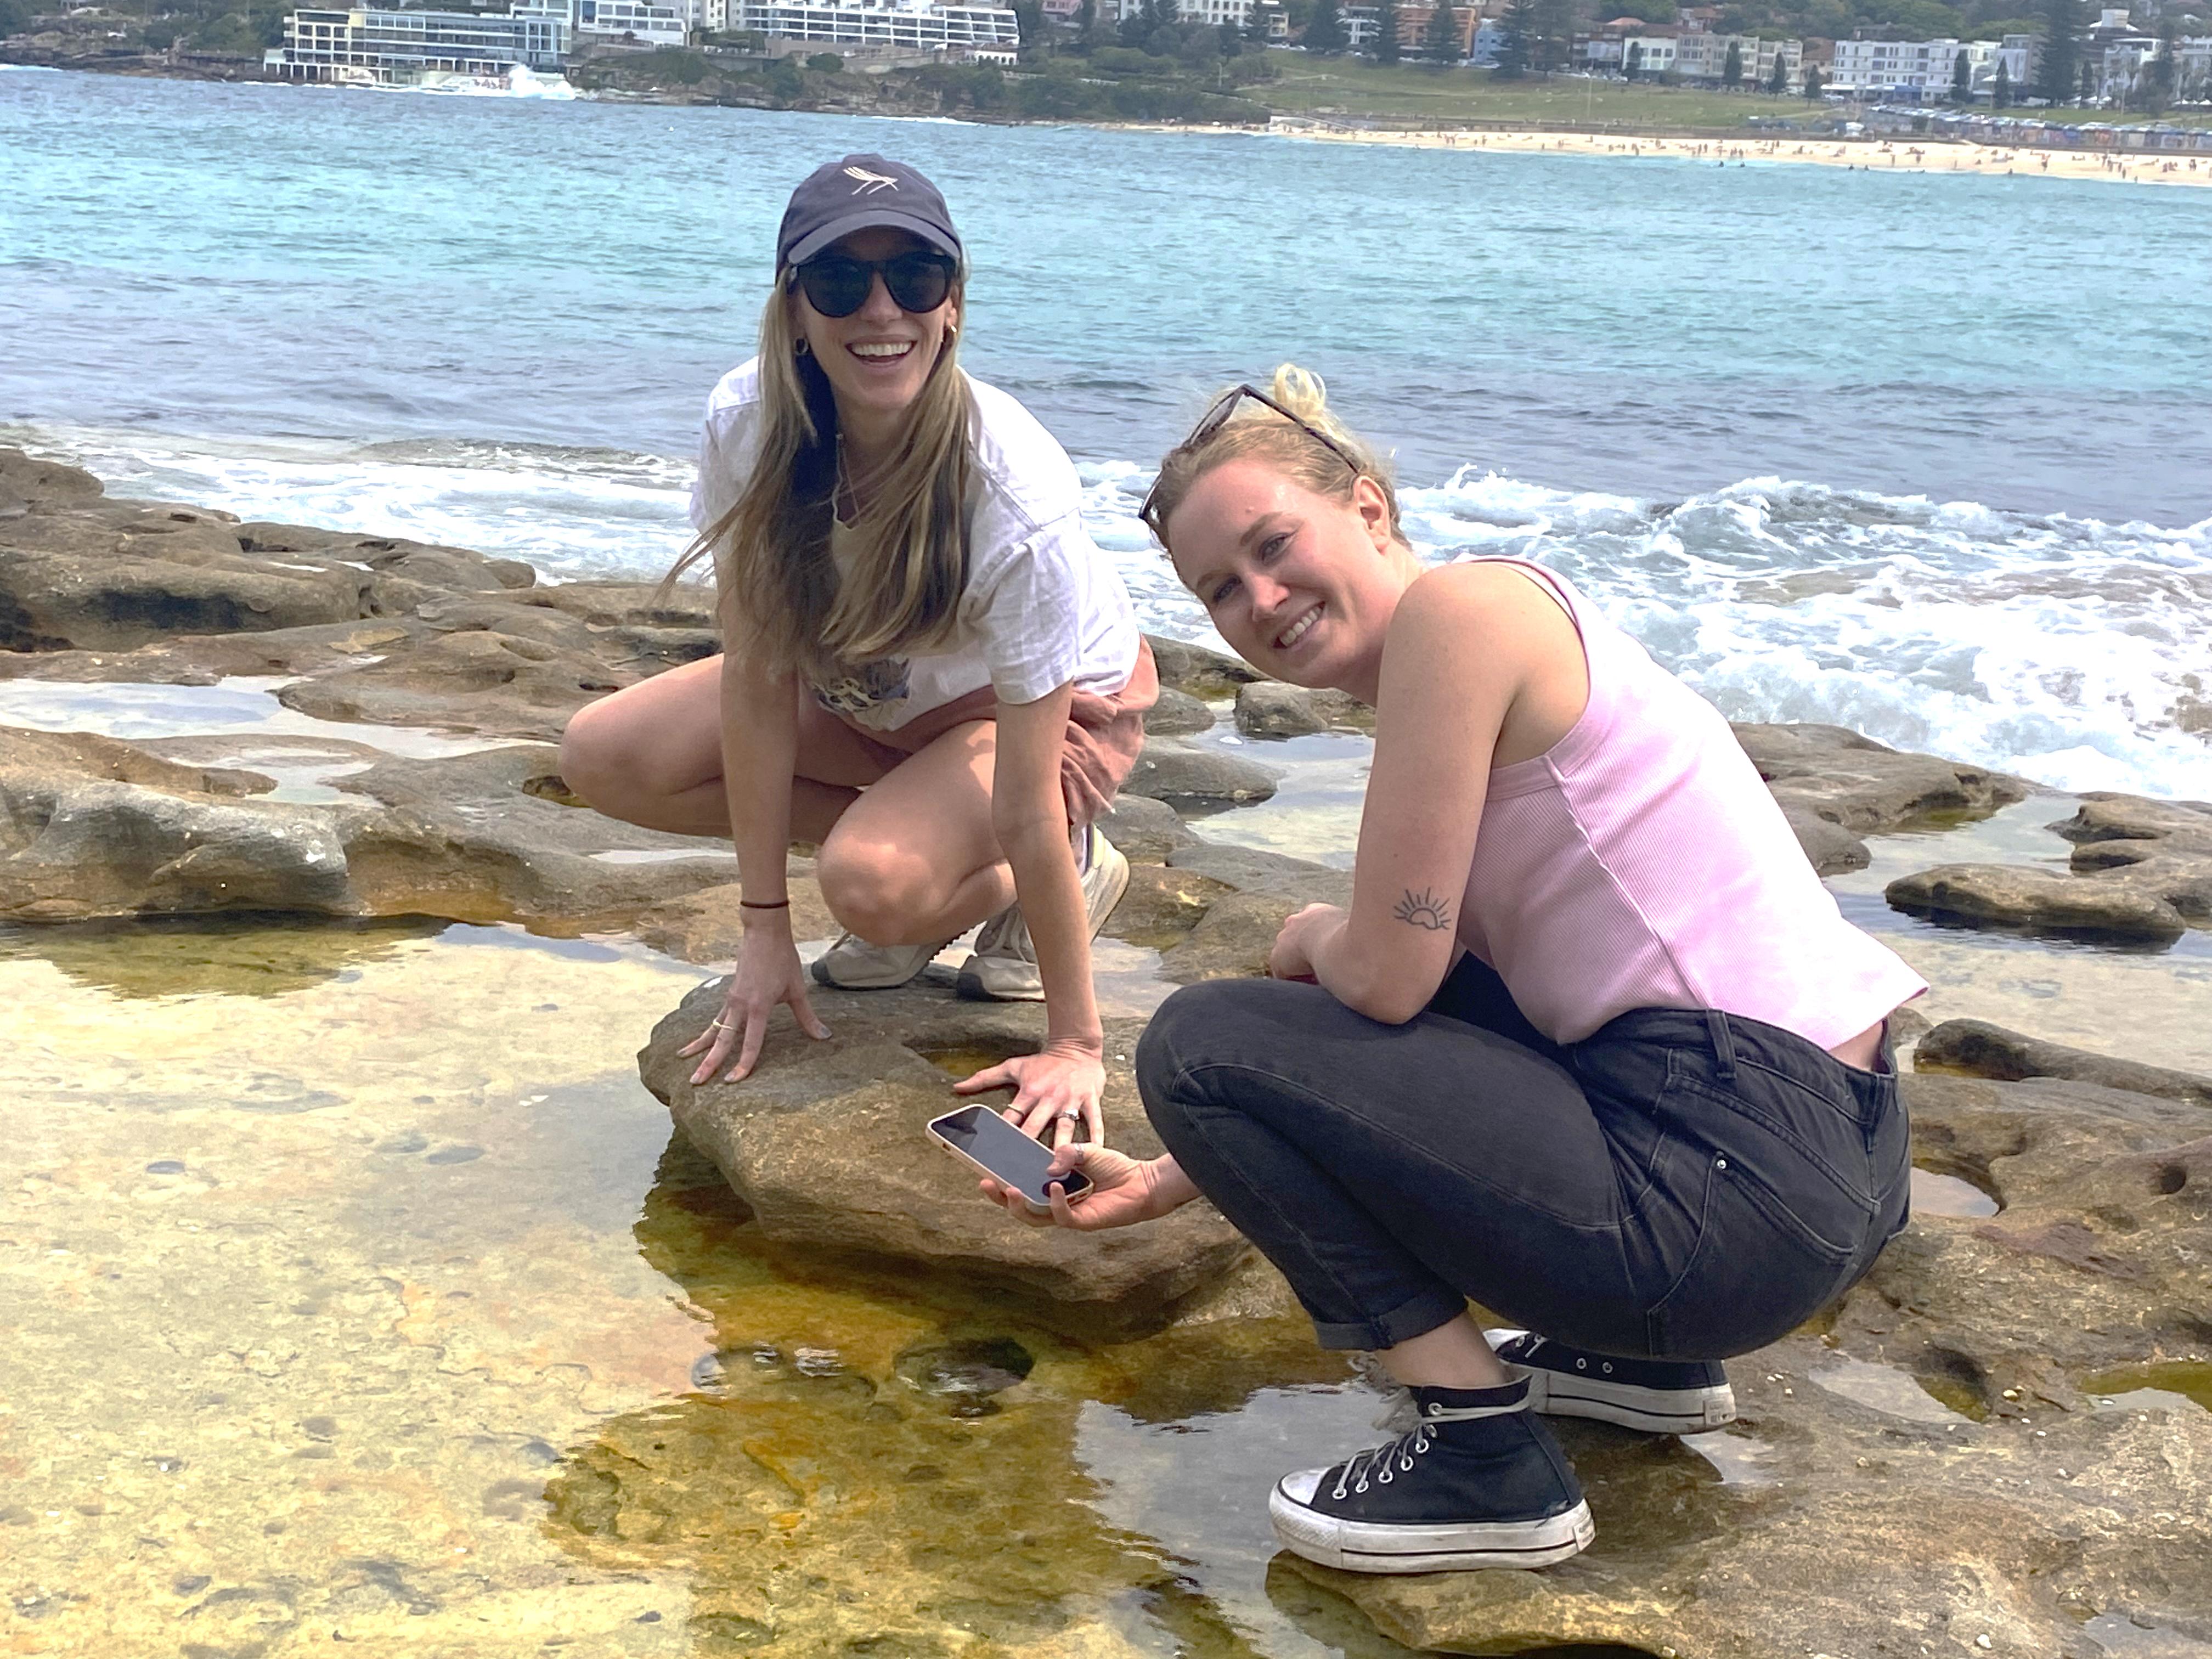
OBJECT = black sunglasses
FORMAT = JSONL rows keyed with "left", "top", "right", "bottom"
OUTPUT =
{"left": 792, "top": 250, "right": 957, "bottom": 319}
{"left": 1139, "top": 383, "right": 1363, "bottom": 539}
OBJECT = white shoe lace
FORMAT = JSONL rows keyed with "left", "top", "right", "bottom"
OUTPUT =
{"left": 1328, "top": 1398, "right": 1530, "bottom": 1501}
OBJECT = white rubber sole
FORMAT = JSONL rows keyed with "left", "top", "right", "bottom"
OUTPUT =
{"left": 1269, "top": 1485, "right": 1595, "bottom": 1574}
{"left": 956, "top": 832, "right": 1132, "bottom": 1003}
{"left": 1488, "top": 1330, "right": 1737, "bottom": 1434}
{"left": 810, "top": 938, "right": 951, "bottom": 991}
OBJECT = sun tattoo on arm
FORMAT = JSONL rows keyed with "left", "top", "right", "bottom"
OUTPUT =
{"left": 1392, "top": 887, "right": 1455, "bottom": 931}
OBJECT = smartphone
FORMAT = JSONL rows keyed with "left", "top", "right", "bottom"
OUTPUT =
{"left": 927, "top": 1104, "right": 1094, "bottom": 1212}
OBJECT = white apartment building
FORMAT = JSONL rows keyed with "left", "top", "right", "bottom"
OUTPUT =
{"left": 1098, "top": 0, "right": 1256, "bottom": 25}
{"left": 1672, "top": 31, "right": 1800, "bottom": 86}
{"left": 263, "top": 4, "right": 568, "bottom": 81}
{"left": 1621, "top": 33, "right": 1676, "bottom": 72}
{"left": 1827, "top": 36, "right": 1992, "bottom": 95}
{"left": 732, "top": 0, "right": 1018, "bottom": 48}
{"left": 516, "top": 0, "right": 695, "bottom": 46}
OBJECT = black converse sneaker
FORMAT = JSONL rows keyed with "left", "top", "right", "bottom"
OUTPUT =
{"left": 1488, "top": 1330, "right": 1736, "bottom": 1434}
{"left": 1268, "top": 1379, "right": 1595, "bottom": 1574}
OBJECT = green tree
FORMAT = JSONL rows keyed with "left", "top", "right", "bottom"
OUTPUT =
{"left": 1304, "top": 0, "right": 1344, "bottom": 50}
{"left": 1803, "top": 62, "right": 1823, "bottom": 97}
{"left": 2078, "top": 52, "right": 2095, "bottom": 102}
{"left": 1376, "top": 0, "right": 1400, "bottom": 59}
{"left": 808, "top": 49, "right": 844, "bottom": 69}
{"left": 0, "top": 0, "right": 29, "bottom": 37}
{"left": 1075, "top": 0, "right": 1096, "bottom": 42}
{"left": 1765, "top": 44, "right": 1787, "bottom": 91}
{"left": 1012, "top": 0, "right": 1044, "bottom": 45}
{"left": 766, "top": 53, "right": 804, "bottom": 99}
{"left": 1532, "top": 0, "right": 1571, "bottom": 72}
{"left": 1219, "top": 19, "right": 1241, "bottom": 54}
{"left": 2138, "top": 20, "right": 2175, "bottom": 111}
{"left": 1424, "top": 0, "right": 1458, "bottom": 59}
{"left": 1493, "top": 0, "right": 1535, "bottom": 75}
{"left": 1723, "top": 38, "right": 1742, "bottom": 83}
{"left": 2034, "top": 0, "right": 2078, "bottom": 104}
{"left": 1623, "top": 37, "right": 1643, "bottom": 78}
{"left": 1991, "top": 56, "right": 2009, "bottom": 104}
{"left": 1949, "top": 43, "right": 1971, "bottom": 99}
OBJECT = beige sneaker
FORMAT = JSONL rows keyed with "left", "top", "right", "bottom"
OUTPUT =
{"left": 956, "top": 825, "right": 1131, "bottom": 1002}
{"left": 810, "top": 932, "right": 955, "bottom": 991}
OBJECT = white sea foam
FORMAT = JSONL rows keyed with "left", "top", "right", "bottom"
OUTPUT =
{"left": 20, "top": 423, "right": 2212, "bottom": 801}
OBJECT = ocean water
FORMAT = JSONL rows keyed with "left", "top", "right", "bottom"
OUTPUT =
{"left": 5, "top": 70, "right": 2210, "bottom": 797}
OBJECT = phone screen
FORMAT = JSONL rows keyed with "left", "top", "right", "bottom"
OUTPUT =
{"left": 930, "top": 1106, "right": 1094, "bottom": 1207}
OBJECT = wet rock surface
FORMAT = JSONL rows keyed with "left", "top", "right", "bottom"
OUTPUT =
{"left": 1123, "top": 735, "right": 1283, "bottom": 806}
{"left": 637, "top": 974, "right": 1252, "bottom": 1339}
{"left": 1299, "top": 1071, "right": 2212, "bottom": 1659}
{"left": 0, "top": 725, "right": 737, "bottom": 927}
{"left": 1917, "top": 1018, "right": 2212, "bottom": 1107}
{"left": 1886, "top": 861, "right": 2191, "bottom": 944}
{"left": 1235, "top": 681, "right": 1375, "bottom": 738}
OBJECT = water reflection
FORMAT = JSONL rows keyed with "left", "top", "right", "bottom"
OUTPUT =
{"left": 0, "top": 910, "right": 446, "bottom": 997}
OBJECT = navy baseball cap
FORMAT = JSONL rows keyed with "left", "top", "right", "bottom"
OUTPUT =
{"left": 777, "top": 154, "right": 964, "bottom": 269}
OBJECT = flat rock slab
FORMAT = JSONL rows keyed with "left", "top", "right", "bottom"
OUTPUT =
{"left": 1916, "top": 1018, "right": 2212, "bottom": 1108}
{"left": 0, "top": 726, "right": 736, "bottom": 928}
{"left": 1122, "top": 736, "right": 1282, "bottom": 807}
{"left": 1234, "top": 680, "right": 1374, "bottom": 738}
{"left": 637, "top": 975, "right": 1251, "bottom": 1338}
{"left": 1887, "top": 862, "right": 2189, "bottom": 944}
{"left": 1297, "top": 1073, "right": 2212, "bottom": 1659}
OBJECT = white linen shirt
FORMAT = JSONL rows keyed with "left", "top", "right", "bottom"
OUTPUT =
{"left": 689, "top": 358, "right": 1139, "bottom": 731}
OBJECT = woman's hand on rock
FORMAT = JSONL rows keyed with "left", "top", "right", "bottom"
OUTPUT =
{"left": 678, "top": 921, "right": 830, "bottom": 1085}
{"left": 980, "top": 1147, "right": 1197, "bottom": 1232}
{"left": 1268, "top": 902, "right": 1341, "bottom": 983}
{"left": 952, "top": 1036, "right": 1104, "bottom": 1148}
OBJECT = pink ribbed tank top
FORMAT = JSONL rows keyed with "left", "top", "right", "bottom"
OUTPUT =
{"left": 1459, "top": 560, "right": 1926, "bottom": 1048}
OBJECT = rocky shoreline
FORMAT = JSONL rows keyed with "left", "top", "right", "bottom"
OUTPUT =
{"left": 5, "top": 444, "right": 2209, "bottom": 1657}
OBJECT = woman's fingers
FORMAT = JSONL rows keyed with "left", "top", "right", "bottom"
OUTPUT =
{"left": 788, "top": 984, "right": 831, "bottom": 1042}
{"left": 952, "top": 1062, "right": 1015, "bottom": 1096}
{"left": 726, "top": 1006, "right": 770, "bottom": 1082}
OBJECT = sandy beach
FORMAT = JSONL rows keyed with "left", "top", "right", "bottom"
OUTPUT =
{"left": 1257, "top": 121, "right": 2212, "bottom": 187}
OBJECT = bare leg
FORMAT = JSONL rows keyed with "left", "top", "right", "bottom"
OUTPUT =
{"left": 558, "top": 656, "right": 886, "bottom": 842}
{"left": 814, "top": 720, "right": 1030, "bottom": 946}
{"left": 1376, "top": 1313, "right": 1513, "bottom": 1390}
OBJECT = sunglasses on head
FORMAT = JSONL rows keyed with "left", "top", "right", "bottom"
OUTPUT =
{"left": 1139, "top": 383, "right": 1362, "bottom": 540}
{"left": 792, "top": 250, "right": 958, "bottom": 319}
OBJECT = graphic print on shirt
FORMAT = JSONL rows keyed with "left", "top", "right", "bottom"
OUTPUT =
{"left": 811, "top": 657, "right": 913, "bottom": 723}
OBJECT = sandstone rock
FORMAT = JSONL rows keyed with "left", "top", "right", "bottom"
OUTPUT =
{"left": 1099, "top": 862, "right": 1234, "bottom": 950}
{"left": 1916, "top": 1018, "right": 2212, "bottom": 1108}
{"left": 0, "top": 500, "right": 375, "bottom": 651}
{"left": 1164, "top": 842, "right": 1354, "bottom": 907}
{"left": 1157, "top": 891, "right": 1302, "bottom": 984}
{"left": 520, "top": 579, "right": 716, "bottom": 630}
{"left": 1145, "top": 633, "right": 1261, "bottom": 699}
{"left": 232, "top": 521, "right": 536, "bottom": 591}
{"left": 0, "top": 618, "right": 422, "bottom": 686}
{"left": 1299, "top": 1071, "right": 2212, "bottom": 1659}
{"left": 2051, "top": 793, "right": 2212, "bottom": 925}
{"left": 1121, "top": 738, "right": 1280, "bottom": 807}
{"left": 0, "top": 729, "right": 737, "bottom": 927}
{"left": 1233, "top": 681, "right": 1373, "bottom": 738}
{"left": 1143, "top": 684, "right": 1215, "bottom": 736}
{"left": 277, "top": 631, "right": 631, "bottom": 742}
{"left": 1735, "top": 723, "right": 2032, "bottom": 873}
{"left": 1094, "top": 792, "right": 1198, "bottom": 863}
{"left": 1779, "top": 802, "right": 1871, "bottom": 876}
{"left": 1886, "top": 862, "right": 2187, "bottom": 944}
{"left": 0, "top": 448, "right": 103, "bottom": 511}
{"left": 628, "top": 868, "right": 842, "bottom": 963}
{"left": 637, "top": 977, "right": 1251, "bottom": 1336}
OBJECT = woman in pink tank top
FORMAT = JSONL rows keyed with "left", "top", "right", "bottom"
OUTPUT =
{"left": 978, "top": 366, "right": 1925, "bottom": 1578}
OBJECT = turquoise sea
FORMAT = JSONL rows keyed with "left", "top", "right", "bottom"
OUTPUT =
{"left": 4, "top": 67, "right": 2210, "bottom": 796}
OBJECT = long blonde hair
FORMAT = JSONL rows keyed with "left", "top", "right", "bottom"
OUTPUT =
{"left": 665, "top": 272, "right": 972, "bottom": 680}
{"left": 1144, "top": 364, "right": 1403, "bottom": 552}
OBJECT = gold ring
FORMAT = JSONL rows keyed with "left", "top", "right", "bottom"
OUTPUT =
{"left": 710, "top": 1018, "right": 735, "bottom": 1031}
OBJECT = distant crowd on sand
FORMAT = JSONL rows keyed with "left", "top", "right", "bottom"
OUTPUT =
{"left": 1278, "top": 123, "right": 2212, "bottom": 186}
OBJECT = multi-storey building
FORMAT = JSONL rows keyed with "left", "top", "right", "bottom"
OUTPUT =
{"left": 1392, "top": 1, "right": 1476, "bottom": 58}
{"left": 1827, "top": 36, "right": 1993, "bottom": 95}
{"left": 263, "top": 5, "right": 568, "bottom": 82}
{"left": 731, "top": 0, "right": 1018, "bottom": 48}
{"left": 516, "top": 0, "right": 693, "bottom": 46}
{"left": 1672, "top": 31, "right": 1801, "bottom": 86}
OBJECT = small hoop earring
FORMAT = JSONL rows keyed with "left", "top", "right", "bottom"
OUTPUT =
{"left": 795, "top": 338, "right": 811, "bottom": 357}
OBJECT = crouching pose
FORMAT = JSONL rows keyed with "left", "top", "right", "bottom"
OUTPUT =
{"left": 562, "top": 155, "right": 1152, "bottom": 1143}
{"left": 984, "top": 368, "right": 1923, "bottom": 1572}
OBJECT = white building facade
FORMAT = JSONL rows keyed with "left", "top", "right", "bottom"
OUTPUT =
{"left": 1827, "top": 36, "right": 1994, "bottom": 95}
{"left": 264, "top": 5, "right": 568, "bottom": 81}
{"left": 732, "top": 0, "right": 1018, "bottom": 48}
{"left": 1673, "top": 32, "right": 1801, "bottom": 85}
{"left": 515, "top": 0, "right": 696, "bottom": 46}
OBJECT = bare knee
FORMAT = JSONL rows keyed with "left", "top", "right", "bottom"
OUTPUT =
{"left": 817, "top": 841, "right": 947, "bottom": 945}
{"left": 557, "top": 698, "right": 639, "bottom": 815}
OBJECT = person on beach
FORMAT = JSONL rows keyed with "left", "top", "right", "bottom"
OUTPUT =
{"left": 560, "top": 154, "right": 1153, "bottom": 1146}
{"left": 981, "top": 366, "right": 1925, "bottom": 1573}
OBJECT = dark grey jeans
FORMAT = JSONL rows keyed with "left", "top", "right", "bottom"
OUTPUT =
{"left": 1135, "top": 957, "right": 1910, "bottom": 1361}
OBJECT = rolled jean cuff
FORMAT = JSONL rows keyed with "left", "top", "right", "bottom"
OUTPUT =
{"left": 1307, "top": 1284, "right": 1471, "bottom": 1352}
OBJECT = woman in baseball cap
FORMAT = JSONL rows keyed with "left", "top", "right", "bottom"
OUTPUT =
{"left": 561, "top": 154, "right": 1155, "bottom": 1149}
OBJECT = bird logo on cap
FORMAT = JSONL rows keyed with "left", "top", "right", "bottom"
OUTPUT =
{"left": 843, "top": 165, "right": 899, "bottom": 195}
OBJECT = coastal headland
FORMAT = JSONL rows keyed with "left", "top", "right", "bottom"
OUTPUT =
{"left": 4, "top": 444, "right": 2209, "bottom": 1655}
